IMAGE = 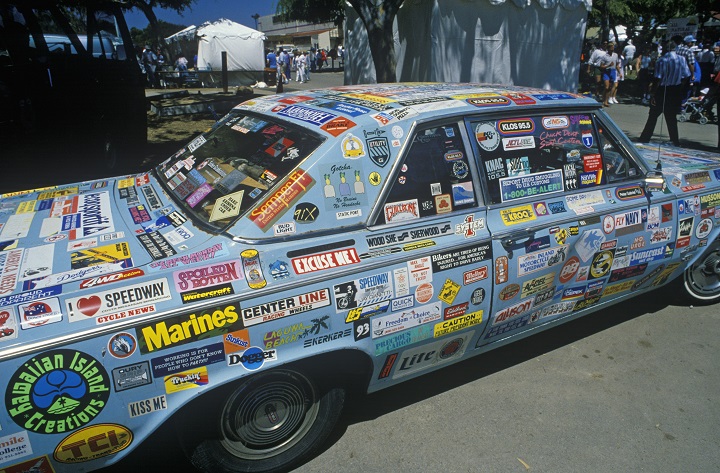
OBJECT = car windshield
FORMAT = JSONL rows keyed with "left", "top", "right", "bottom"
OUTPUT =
{"left": 155, "top": 110, "right": 324, "bottom": 231}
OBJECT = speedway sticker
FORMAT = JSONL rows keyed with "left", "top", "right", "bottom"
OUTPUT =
{"left": 517, "top": 246, "right": 568, "bottom": 277}
{"left": 333, "top": 272, "right": 394, "bottom": 312}
{"left": 65, "top": 278, "right": 171, "bottom": 324}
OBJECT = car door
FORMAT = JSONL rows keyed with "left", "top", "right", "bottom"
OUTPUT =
{"left": 364, "top": 119, "right": 494, "bottom": 384}
{"left": 466, "top": 110, "right": 678, "bottom": 347}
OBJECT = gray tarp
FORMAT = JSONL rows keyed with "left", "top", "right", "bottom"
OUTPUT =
{"left": 344, "top": 0, "right": 592, "bottom": 92}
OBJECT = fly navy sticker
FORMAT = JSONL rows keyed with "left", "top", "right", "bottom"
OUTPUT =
{"left": 5, "top": 349, "right": 111, "bottom": 434}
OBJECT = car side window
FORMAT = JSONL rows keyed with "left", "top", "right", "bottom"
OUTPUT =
{"left": 471, "top": 114, "right": 611, "bottom": 205}
{"left": 375, "top": 123, "right": 477, "bottom": 225}
{"left": 595, "top": 120, "right": 642, "bottom": 182}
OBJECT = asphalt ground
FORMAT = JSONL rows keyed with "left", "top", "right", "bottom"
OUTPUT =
{"left": 97, "top": 76, "right": 720, "bottom": 472}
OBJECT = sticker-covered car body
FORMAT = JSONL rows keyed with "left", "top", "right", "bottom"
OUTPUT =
{"left": 1, "top": 83, "right": 719, "bottom": 473}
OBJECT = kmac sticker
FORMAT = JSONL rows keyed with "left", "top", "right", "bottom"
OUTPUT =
{"left": 5, "top": 349, "right": 111, "bottom": 434}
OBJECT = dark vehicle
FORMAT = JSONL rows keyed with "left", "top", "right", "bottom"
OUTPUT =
{"left": 0, "top": 2, "right": 146, "bottom": 175}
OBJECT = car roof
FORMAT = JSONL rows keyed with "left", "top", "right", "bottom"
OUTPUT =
{"left": 236, "top": 83, "right": 600, "bottom": 130}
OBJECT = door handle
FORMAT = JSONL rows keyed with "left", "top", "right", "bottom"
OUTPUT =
{"left": 500, "top": 230, "right": 535, "bottom": 258}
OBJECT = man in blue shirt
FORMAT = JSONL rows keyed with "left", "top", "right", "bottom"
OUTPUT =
{"left": 266, "top": 49, "right": 277, "bottom": 69}
{"left": 639, "top": 41, "right": 691, "bottom": 147}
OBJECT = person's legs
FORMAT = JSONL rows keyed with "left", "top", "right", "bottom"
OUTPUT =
{"left": 664, "top": 85, "right": 683, "bottom": 145}
{"left": 603, "top": 76, "right": 611, "bottom": 106}
{"left": 639, "top": 94, "right": 664, "bottom": 142}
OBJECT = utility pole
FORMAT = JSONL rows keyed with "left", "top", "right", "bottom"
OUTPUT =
{"left": 252, "top": 13, "right": 260, "bottom": 30}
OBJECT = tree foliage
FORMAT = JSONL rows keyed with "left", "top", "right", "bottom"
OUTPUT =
{"left": 119, "top": 0, "right": 196, "bottom": 52}
{"left": 588, "top": 0, "right": 717, "bottom": 44}
{"left": 275, "top": 0, "right": 345, "bottom": 26}
{"left": 130, "top": 20, "right": 188, "bottom": 51}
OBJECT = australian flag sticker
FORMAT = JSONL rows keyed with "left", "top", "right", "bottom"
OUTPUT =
{"left": 367, "top": 137, "right": 390, "bottom": 167}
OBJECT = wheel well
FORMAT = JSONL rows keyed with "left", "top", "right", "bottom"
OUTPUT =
{"left": 170, "top": 349, "right": 373, "bottom": 450}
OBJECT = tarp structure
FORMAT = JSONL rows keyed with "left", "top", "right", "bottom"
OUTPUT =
{"left": 344, "top": 0, "right": 592, "bottom": 93}
{"left": 166, "top": 18, "right": 266, "bottom": 85}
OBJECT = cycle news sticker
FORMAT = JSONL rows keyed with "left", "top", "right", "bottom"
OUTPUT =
{"left": 5, "top": 349, "right": 111, "bottom": 434}
{"left": 65, "top": 278, "right": 172, "bottom": 324}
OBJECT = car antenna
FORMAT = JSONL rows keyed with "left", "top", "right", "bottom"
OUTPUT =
{"left": 654, "top": 79, "right": 666, "bottom": 172}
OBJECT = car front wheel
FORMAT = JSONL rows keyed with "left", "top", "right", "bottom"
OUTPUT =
{"left": 683, "top": 239, "right": 720, "bottom": 304}
{"left": 190, "top": 369, "right": 344, "bottom": 473}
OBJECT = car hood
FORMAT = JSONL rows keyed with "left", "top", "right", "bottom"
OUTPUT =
{"left": 637, "top": 143, "right": 720, "bottom": 181}
{"left": 0, "top": 172, "right": 213, "bottom": 296}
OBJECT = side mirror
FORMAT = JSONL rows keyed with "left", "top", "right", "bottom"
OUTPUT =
{"left": 643, "top": 171, "right": 666, "bottom": 194}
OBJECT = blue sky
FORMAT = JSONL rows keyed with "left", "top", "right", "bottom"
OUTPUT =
{"left": 125, "top": 0, "right": 278, "bottom": 31}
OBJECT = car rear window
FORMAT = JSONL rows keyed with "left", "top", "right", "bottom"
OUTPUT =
{"left": 155, "top": 111, "right": 324, "bottom": 231}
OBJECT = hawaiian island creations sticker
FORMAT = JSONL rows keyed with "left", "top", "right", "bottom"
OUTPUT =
{"left": 5, "top": 349, "right": 111, "bottom": 434}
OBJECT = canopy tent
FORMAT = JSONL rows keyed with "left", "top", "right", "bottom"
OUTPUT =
{"left": 344, "top": 0, "right": 592, "bottom": 93}
{"left": 166, "top": 18, "right": 267, "bottom": 85}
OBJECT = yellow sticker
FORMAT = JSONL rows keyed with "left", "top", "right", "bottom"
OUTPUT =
{"left": 433, "top": 310, "right": 483, "bottom": 337}
{"left": 438, "top": 278, "right": 461, "bottom": 305}
{"left": 164, "top": 366, "right": 208, "bottom": 394}
{"left": 117, "top": 178, "right": 135, "bottom": 189}
{"left": 209, "top": 190, "right": 244, "bottom": 222}
{"left": 499, "top": 205, "right": 536, "bottom": 226}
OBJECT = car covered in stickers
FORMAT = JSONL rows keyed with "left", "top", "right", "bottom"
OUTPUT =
{"left": 1, "top": 83, "right": 720, "bottom": 473}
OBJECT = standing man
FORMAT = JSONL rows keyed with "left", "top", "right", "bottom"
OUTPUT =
{"left": 622, "top": 39, "right": 636, "bottom": 75}
{"left": 638, "top": 41, "right": 691, "bottom": 147}
{"left": 587, "top": 41, "right": 608, "bottom": 101}
{"left": 673, "top": 34, "right": 696, "bottom": 95}
{"left": 142, "top": 45, "right": 158, "bottom": 88}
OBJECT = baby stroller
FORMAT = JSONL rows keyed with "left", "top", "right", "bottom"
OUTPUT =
{"left": 679, "top": 88, "right": 713, "bottom": 124}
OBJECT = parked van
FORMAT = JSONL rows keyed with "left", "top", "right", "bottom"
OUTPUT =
{"left": 0, "top": 1, "right": 146, "bottom": 179}
{"left": 29, "top": 33, "right": 119, "bottom": 59}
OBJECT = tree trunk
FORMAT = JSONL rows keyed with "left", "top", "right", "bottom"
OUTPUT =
{"left": 348, "top": 0, "right": 403, "bottom": 83}
{"left": 135, "top": 1, "right": 163, "bottom": 50}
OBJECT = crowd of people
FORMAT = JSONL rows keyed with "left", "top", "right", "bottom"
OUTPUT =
{"left": 584, "top": 33, "right": 720, "bottom": 149}
{"left": 140, "top": 44, "right": 194, "bottom": 89}
{"left": 265, "top": 46, "right": 344, "bottom": 86}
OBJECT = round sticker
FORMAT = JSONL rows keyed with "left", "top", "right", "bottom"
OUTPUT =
{"left": 559, "top": 256, "right": 580, "bottom": 283}
{"left": 5, "top": 349, "right": 111, "bottom": 434}
{"left": 392, "top": 125, "right": 403, "bottom": 138}
{"left": 108, "top": 332, "right": 137, "bottom": 359}
{"left": 471, "top": 288, "right": 485, "bottom": 305}
{"left": 415, "top": 283, "right": 434, "bottom": 304}
{"left": 474, "top": 122, "right": 500, "bottom": 151}
{"left": 695, "top": 218, "right": 713, "bottom": 239}
{"left": 452, "top": 161, "right": 469, "bottom": 179}
{"left": 590, "top": 250, "right": 614, "bottom": 278}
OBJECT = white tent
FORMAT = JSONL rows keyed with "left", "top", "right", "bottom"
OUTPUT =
{"left": 344, "top": 0, "right": 592, "bottom": 93}
{"left": 166, "top": 18, "right": 267, "bottom": 84}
